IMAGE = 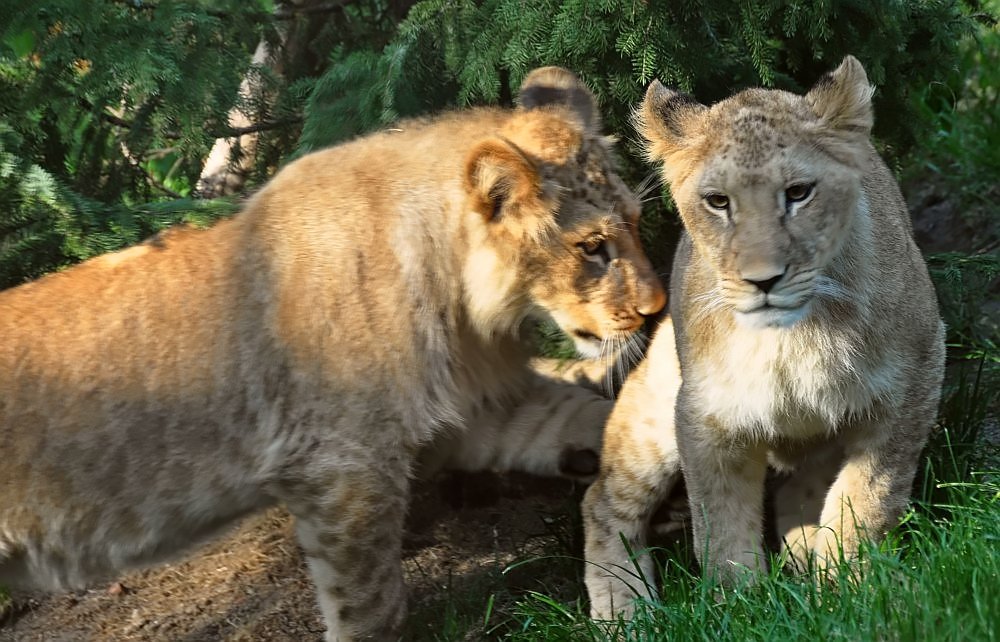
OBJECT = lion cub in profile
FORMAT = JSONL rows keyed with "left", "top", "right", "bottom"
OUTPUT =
{"left": 584, "top": 56, "right": 945, "bottom": 617}
{"left": 0, "top": 67, "right": 665, "bottom": 641}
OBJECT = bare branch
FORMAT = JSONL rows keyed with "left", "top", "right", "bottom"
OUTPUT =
{"left": 141, "top": 169, "right": 185, "bottom": 200}
{"left": 97, "top": 110, "right": 134, "bottom": 130}
{"left": 112, "top": 0, "right": 353, "bottom": 21}
{"left": 212, "top": 118, "right": 302, "bottom": 138}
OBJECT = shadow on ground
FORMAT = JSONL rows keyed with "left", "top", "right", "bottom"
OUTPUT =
{"left": 0, "top": 472, "right": 590, "bottom": 642}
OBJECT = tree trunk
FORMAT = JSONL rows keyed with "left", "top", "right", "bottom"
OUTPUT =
{"left": 195, "top": 39, "right": 273, "bottom": 198}
{"left": 195, "top": 0, "right": 419, "bottom": 198}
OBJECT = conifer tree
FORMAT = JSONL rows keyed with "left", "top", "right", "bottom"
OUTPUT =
{"left": 301, "top": 0, "right": 975, "bottom": 156}
{"left": 0, "top": 0, "right": 981, "bottom": 287}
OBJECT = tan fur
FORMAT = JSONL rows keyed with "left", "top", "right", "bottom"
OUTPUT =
{"left": 419, "top": 357, "right": 616, "bottom": 480}
{"left": 0, "top": 67, "right": 665, "bottom": 641}
{"left": 583, "top": 57, "right": 945, "bottom": 618}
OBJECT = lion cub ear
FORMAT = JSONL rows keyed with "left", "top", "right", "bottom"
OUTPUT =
{"left": 517, "top": 66, "right": 600, "bottom": 133}
{"left": 805, "top": 55, "right": 875, "bottom": 137}
{"left": 635, "top": 80, "right": 707, "bottom": 178}
{"left": 464, "top": 137, "right": 541, "bottom": 222}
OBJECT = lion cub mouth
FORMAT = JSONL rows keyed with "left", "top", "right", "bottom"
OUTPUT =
{"left": 570, "top": 329, "right": 604, "bottom": 357}
{"left": 570, "top": 322, "right": 646, "bottom": 358}
{"left": 572, "top": 329, "right": 602, "bottom": 343}
{"left": 734, "top": 301, "right": 810, "bottom": 329}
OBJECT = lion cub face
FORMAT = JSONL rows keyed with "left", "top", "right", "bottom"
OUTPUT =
{"left": 463, "top": 68, "right": 666, "bottom": 356}
{"left": 636, "top": 60, "right": 875, "bottom": 328}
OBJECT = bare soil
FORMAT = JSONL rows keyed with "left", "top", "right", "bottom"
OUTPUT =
{"left": 0, "top": 472, "right": 594, "bottom": 642}
{"left": 0, "top": 465, "right": 833, "bottom": 642}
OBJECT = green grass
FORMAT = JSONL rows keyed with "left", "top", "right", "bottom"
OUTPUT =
{"left": 408, "top": 461, "right": 998, "bottom": 642}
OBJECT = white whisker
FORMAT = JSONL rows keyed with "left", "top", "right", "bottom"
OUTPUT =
{"left": 689, "top": 289, "right": 729, "bottom": 326}
{"left": 614, "top": 332, "right": 627, "bottom": 397}
{"left": 622, "top": 333, "right": 644, "bottom": 372}
{"left": 600, "top": 332, "right": 615, "bottom": 399}
{"left": 634, "top": 171, "right": 662, "bottom": 202}
{"left": 813, "top": 276, "right": 852, "bottom": 302}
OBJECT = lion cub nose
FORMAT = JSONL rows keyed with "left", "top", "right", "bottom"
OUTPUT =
{"left": 637, "top": 280, "right": 667, "bottom": 317}
{"left": 743, "top": 265, "right": 787, "bottom": 294}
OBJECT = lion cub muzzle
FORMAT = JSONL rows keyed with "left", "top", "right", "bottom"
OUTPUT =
{"left": 608, "top": 256, "right": 666, "bottom": 327}
{"left": 553, "top": 233, "right": 665, "bottom": 357}
{"left": 726, "top": 263, "right": 816, "bottom": 329}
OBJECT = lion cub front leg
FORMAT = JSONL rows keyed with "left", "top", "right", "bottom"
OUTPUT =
{"left": 582, "top": 385, "right": 680, "bottom": 618}
{"left": 280, "top": 456, "right": 411, "bottom": 642}
{"left": 676, "top": 400, "right": 769, "bottom": 583}
{"left": 583, "top": 321, "right": 684, "bottom": 619}
{"left": 783, "top": 416, "right": 931, "bottom": 573}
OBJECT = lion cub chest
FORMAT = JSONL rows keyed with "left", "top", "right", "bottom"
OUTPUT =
{"left": 685, "top": 321, "right": 902, "bottom": 441}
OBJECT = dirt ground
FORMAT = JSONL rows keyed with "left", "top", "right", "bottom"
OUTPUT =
{"left": 0, "top": 461, "right": 844, "bottom": 642}
{"left": 0, "top": 472, "right": 597, "bottom": 642}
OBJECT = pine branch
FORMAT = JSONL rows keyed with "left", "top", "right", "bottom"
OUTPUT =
{"left": 273, "top": 1, "right": 353, "bottom": 19}
{"left": 90, "top": 101, "right": 301, "bottom": 139}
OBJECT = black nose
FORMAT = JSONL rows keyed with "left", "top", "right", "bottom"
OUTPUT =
{"left": 744, "top": 266, "right": 787, "bottom": 294}
{"left": 747, "top": 274, "right": 782, "bottom": 293}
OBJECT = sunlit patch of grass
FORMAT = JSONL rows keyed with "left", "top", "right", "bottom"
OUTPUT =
{"left": 507, "top": 475, "right": 998, "bottom": 641}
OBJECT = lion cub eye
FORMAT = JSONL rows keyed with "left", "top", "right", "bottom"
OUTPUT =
{"left": 703, "top": 193, "right": 730, "bottom": 211}
{"left": 785, "top": 183, "right": 814, "bottom": 203}
{"left": 578, "top": 236, "right": 610, "bottom": 264}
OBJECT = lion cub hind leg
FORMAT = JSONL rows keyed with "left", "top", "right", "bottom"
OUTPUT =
{"left": 280, "top": 454, "right": 411, "bottom": 642}
{"left": 583, "top": 321, "right": 683, "bottom": 620}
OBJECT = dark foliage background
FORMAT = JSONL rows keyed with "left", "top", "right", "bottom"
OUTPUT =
{"left": 0, "top": 0, "right": 983, "bottom": 288}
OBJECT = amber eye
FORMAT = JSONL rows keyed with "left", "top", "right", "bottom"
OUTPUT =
{"left": 578, "top": 236, "right": 611, "bottom": 264}
{"left": 579, "top": 236, "right": 605, "bottom": 256}
{"left": 704, "top": 193, "right": 729, "bottom": 211}
{"left": 785, "top": 183, "right": 814, "bottom": 203}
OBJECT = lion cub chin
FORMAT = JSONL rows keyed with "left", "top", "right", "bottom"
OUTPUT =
{"left": 583, "top": 56, "right": 945, "bottom": 618}
{"left": 0, "top": 67, "right": 665, "bottom": 641}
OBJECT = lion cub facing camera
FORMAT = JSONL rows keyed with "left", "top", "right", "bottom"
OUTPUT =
{"left": 0, "top": 67, "right": 665, "bottom": 640}
{"left": 584, "top": 56, "right": 945, "bottom": 617}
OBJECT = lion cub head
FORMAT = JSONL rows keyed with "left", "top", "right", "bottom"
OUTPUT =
{"left": 463, "top": 67, "right": 665, "bottom": 356}
{"left": 637, "top": 56, "right": 875, "bottom": 329}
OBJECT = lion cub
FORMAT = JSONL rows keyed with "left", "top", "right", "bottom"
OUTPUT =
{"left": 0, "top": 67, "right": 665, "bottom": 640}
{"left": 584, "top": 56, "right": 945, "bottom": 617}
